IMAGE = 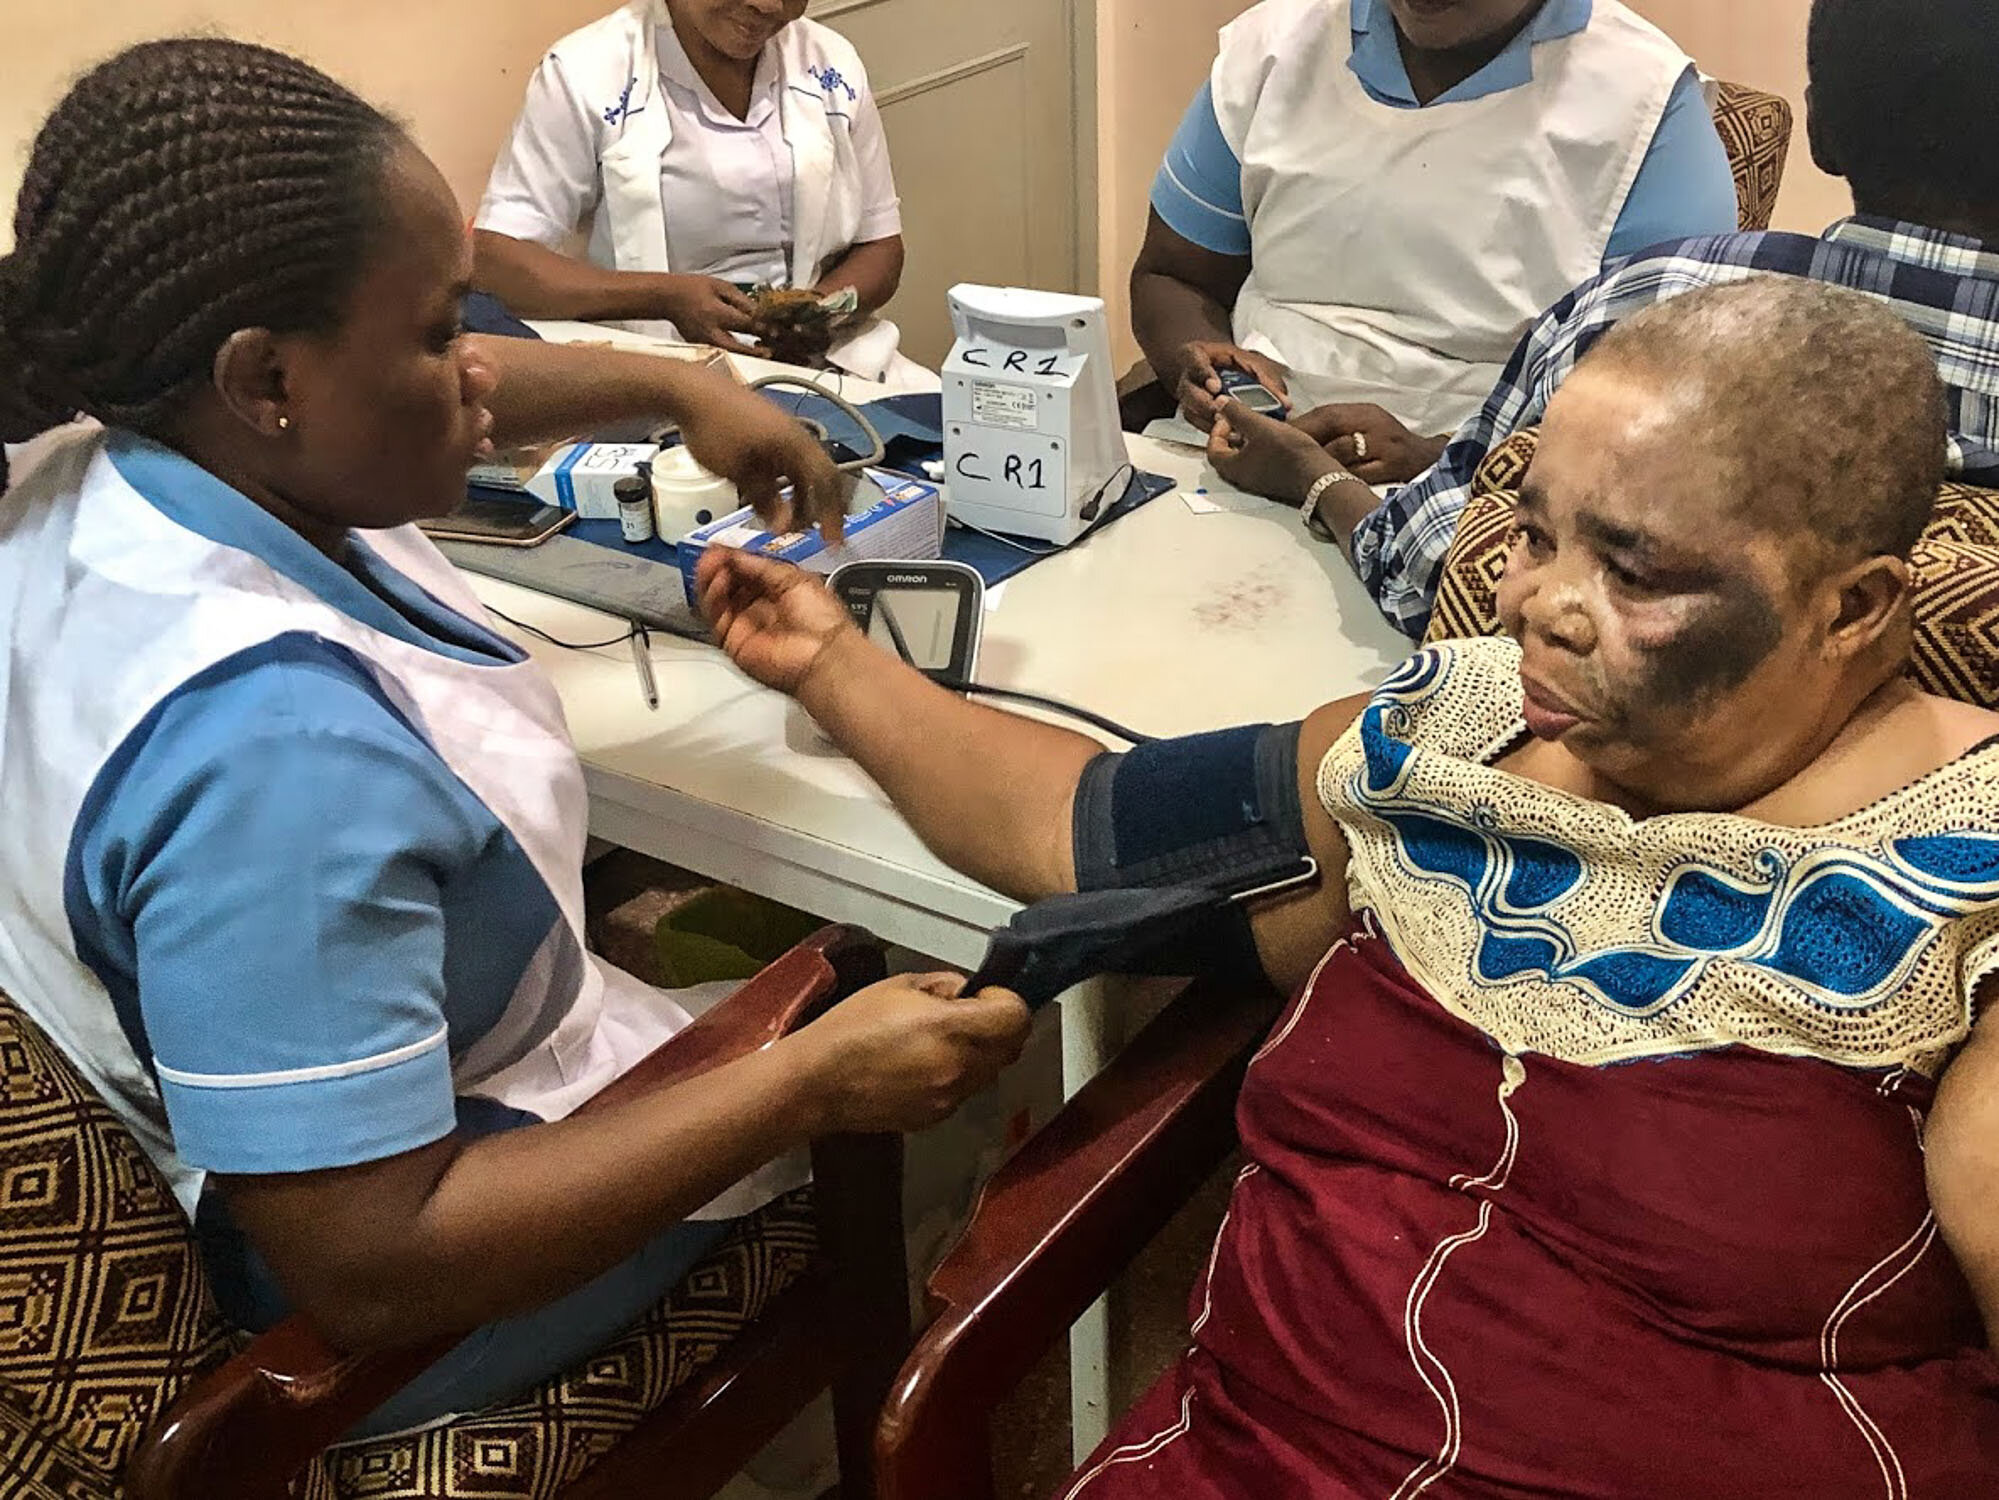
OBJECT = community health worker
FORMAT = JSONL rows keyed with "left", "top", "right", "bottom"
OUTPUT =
{"left": 1137, "top": 0, "right": 1740, "bottom": 455}
{"left": 0, "top": 40, "right": 1022, "bottom": 1434}
{"left": 474, "top": 0, "right": 913, "bottom": 380}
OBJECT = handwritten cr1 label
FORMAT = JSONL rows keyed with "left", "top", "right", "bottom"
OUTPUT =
{"left": 970, "top": 381, "right": 1039, "bottom": 432}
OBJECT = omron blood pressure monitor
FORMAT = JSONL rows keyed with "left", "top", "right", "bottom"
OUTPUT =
{"left": 828, "top": 560, "right": 984, "bottom": 684}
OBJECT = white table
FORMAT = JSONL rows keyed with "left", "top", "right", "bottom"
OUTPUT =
{"left": 470, "top": 454, "right": 1408, "bottom": 967}
{"left": 470, "top": 342, "right": 1411, "bottom": 1459}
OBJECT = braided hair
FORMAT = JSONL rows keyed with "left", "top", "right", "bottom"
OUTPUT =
{"left": 0, "top": 39, "right": 404, "bottom": 489}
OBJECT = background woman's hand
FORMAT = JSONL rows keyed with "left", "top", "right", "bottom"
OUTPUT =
{"left": 1172, "top": 341, "right": 1291, "bottom": 432}
{"left": 696, "top": 547, "right": 858, "bottom": 694}
{"left": 1291, "top": 402, "right": 1450, "bottom": 485}
{"left": 673, "top": 370, "right": 851, "bottom": 539}
{"left": 661, "top": 274, "right": 764, "bottom": 351}
{"left": 791, "top": 973, "right": 1031, "bottom": 1134}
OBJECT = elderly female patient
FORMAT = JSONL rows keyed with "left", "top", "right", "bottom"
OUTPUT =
{"left": 699, "top": 277, "right": 1999, "bottom": 1495}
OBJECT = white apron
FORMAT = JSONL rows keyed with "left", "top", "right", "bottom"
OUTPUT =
{"left": 0, "top": 427, "right": 799, "bottom": 1224}
{"left": 591, "top": 1, "right": 914, "bottom": 382}
{"left": 1212, "top": 0, "right": 1689, "bottom": 434}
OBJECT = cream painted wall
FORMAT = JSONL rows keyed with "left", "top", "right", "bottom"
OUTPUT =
{"left": 1623, "top": 0, "right": 1847, "bottom": 233}
{"left": 0, "top": 1, "right": 614, "bottom": 254}
{"left": 1096, "top": 0, "right": 1251, "bottom": 368}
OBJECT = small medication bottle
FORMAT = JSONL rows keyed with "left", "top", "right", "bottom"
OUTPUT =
{"left": 615, "top": 468, "right": 655, "bottom": 545}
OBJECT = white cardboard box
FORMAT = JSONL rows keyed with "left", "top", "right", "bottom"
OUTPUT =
{"left": 675, "top": 469, "right": 944, "bottom": 597}
{"left": 469, "top": 442, "right": 662, "bottom": 520}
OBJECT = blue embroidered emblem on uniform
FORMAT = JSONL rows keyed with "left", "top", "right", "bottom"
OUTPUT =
{"left": 604, "top": 76, "right": 646, "bottom": 126}
{"left": 809, "top": 64, "right": 858, "bottom": 102}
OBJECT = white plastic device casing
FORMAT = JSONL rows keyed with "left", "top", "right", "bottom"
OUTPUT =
{"left": 940, "top": 285, "right": 1128, "bottom": 545}
{"left": 649, "top": 445, "right": 739, "bottom": 543}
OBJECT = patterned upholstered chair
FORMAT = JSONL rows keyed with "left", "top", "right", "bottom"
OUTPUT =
{"left": 1422, "top": 427, "right": 1999, "bottom": 712}
{"left": 1711, "top": 81, "right": 1793, "bottom": 234}
{"left": 0, "top": 923, "right": 908, "bottom": 1500}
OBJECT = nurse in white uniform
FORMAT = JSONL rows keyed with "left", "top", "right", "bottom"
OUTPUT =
{"left": 474, "top": 0, "right": 912, "bottom": 380}
{"left": 1136, "top": 0, "right": 1739, "bottom": 481}
{"left": 0, "top": 39, "right": 1024, "bottom": 1435}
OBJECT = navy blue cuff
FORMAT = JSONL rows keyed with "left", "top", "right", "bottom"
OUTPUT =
{"left": 1072, "top": 722, "right": 1309, "bottom": 895}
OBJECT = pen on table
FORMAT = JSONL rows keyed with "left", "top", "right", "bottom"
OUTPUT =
{"left": 630, "top": 623, "right": 659, "bottom": 711}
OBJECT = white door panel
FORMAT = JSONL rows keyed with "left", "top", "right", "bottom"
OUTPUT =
{"left": 812, "top": 0, "right": 1088, "bottom": 366}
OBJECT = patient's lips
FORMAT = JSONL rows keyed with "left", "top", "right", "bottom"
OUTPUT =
{"left": 1519, "top": 675, "right": 1583, "bottom": 741}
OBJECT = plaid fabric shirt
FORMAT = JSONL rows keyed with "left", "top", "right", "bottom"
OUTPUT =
{"left": 1352, "top": 217, "right": 1999, "bottom": 639}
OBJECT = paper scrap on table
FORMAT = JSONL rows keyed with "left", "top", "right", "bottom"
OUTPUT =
{"left": 1183, "top": 492, "right": 1226, "bottom": 515}
{"left": 1143, "top": 414, "right": 1208, "bottom": 449}
{"left": 983, "top": 581, "right": 1009, "bottom": 613}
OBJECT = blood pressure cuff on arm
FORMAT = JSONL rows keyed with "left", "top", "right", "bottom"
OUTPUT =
{"left": 1059, "top": 722, "right": 1309, "bottom": 988}
{"left": 1073, "top": 722, "right": 1309, "bottom": 895}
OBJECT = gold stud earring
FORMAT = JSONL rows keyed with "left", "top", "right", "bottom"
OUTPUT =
{"left": 277, "top": 416, "right": 291, "bottom": 431}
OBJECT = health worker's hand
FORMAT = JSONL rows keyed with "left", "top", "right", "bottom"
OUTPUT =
{"left": 1172, "top": 341, "right": 1291, "bottom": 432}
{"left": 674, "top": 371, "right": 852, "bottom": 542}
{"left": 660, "top": 274, "right": 765, "bottom": 353}
{"left": 792, "top": 973, "right": 1031, "bottom": 1133}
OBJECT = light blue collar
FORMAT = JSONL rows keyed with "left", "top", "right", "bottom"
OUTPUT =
{"left": 1350, "top": 0, "right": 1591, "bottom": 107}
{"left": 105, "top": 431, "right": 521, "bottom": 667}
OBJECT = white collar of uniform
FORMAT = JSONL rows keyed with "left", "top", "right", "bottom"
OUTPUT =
{"left": 652, "top": 12, "right": 784, "bottom": 127}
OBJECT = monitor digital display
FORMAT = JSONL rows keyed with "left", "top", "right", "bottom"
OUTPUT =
{"left": 867, "top": 589, "right": 962, "bottom": 673}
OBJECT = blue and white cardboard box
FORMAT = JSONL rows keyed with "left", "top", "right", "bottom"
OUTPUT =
{"left": 676, "top": 469, "right": 944, "bottom": 599}
{"left": 469, "top": 442, "right": 662, "bottom": 520}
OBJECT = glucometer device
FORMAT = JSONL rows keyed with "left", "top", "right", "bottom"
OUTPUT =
{"left": 1217, "top": 367, "right": 1287, "bottom": 417}
{"left": 828, "top": 559, "right": 984, "bottom": 684}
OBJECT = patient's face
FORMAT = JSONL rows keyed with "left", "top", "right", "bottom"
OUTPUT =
{"left": 1494, "top": 366, "right": 1831, "bottom": 801}
{"left": 1388, "top": 0, "right": 1548, "bottom": 52}
{"left": 673, "top": 0, "right": 809, "bottom": 61}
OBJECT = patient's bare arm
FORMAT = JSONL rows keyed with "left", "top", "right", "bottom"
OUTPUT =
{"left": 1925, "top": 980, "right": 1999, "bottom": 1345}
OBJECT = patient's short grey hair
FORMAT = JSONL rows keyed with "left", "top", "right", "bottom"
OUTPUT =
{"left": 1583, "top": 276, "right": 1947, "bottom": 561}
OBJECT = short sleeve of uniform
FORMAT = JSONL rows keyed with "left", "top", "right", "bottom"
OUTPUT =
{"left": 68, "top": 639, "right": 495, "bottom": 1177}
{"left": 1605, "top": 67, "right": 1739, "bottom": 261}
{"left": 1149, "top": 80, "right": 1250, "bottom": 256}
{"left": 846, "top": 68, "right": 903, "bottom": 244}
{"left": 475, "top": 51, "right": 606, "bottom": 247}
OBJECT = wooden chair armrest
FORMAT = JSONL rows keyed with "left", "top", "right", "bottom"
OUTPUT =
{"left": 126, "top": 925, "right": 885, "bottom": 1500}
{"left": 875, "top": 978, "right": 1281, "bottom": 1500}
{"left": 581, "top": 924, "right": 884, "bottom": 1113}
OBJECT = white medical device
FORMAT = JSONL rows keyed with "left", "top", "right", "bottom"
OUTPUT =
{"left": 941, "top": 285, "right": 1129, "bottom": 546}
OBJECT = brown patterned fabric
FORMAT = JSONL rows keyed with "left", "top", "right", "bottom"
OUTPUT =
{"left": 296, "top": 1190, "right": 817, "bottom": 1500}
{"left": 0, "top": 1383, "right": 118, "bottom": 1500}
{"left": 0, "top": 990, "right": 231, "bottom": 1496}
{"left": 1712, "top": 81, "right": 1793, "bottom": 233}
{"left": 0, "top": 983, "right": 818, "bottom": 1499}
{"left": 1909, "top": 540, "right": 1999, "bottom": 707}
{"left": 1423, "top": 428, "right": 1999, "bottom": 711}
